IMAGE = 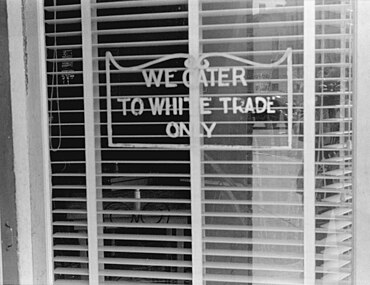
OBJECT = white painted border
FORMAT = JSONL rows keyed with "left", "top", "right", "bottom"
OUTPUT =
{"left": 36, "top": 0, "right": 54, "bottom": 283}
{"left": 353, "top": 0, "right": 370, "bottom": 283}
{"left": 188, "top": 0, "right": 203, "bottom": 283}
{"left": 105, "top": 50, "right": 293, "bottom": 150}
{"left": 81, "top": 0, "right": 100, "bottom": 283}
{"left": 6, "top": 0, "right": 34, "bottom": 283}
{"left": 303, "top": 1, "right": 316, "bottom": 284}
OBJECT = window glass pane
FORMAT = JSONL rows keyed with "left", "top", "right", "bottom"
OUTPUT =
{"left": 43, "top": 0, "right": 354, "bottom": 283}
{"left": 199, "top": 0, "right": 354, "bottom": 284}
{"left": 315, "top": 0, "right": 353, "bottom": 283}
{"left": 200, "top": 1, "right": 305, "bottom": 284}
{"left": 44, "top": 0, "right": 89, "bottom": 281}
{"left": 95, "top": 1, "right": 193, "bottom": 283}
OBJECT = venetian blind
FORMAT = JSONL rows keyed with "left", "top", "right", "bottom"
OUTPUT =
{"left": 92, "top": 0, "right": 192, "bottom": 284}
{"left": 315, "top": 0, "right": 353, "bottom": 283}
{"left": 199, "top": 1, "right": 305, "bottom": 284}
{"left": 44, "top": 0, "right": 90, "bottom": 282}
{"left": 45, "top": 0, "right": 193, "bottom": 283}
{"left": 43, "top": 0, "right": 354, "bottom": 284}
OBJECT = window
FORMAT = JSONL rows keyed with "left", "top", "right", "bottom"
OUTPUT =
{"left": 43, "top": 0, "right": 353, "bottom": 284}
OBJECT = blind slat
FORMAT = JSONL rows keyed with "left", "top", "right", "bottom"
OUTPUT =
{"left": 321, "top": 182, "right": 352, "bottom": 189}
{"left": 99, "top": 258, "right": 192, "bottom": 267}
{"left": 99, "top": 234, "right": 191, "bottom": 242}
{"left": 92, "top": 12, "right": 188, "bottom": 22}
{"left": 55, "top": 281, "right": 88, "bottom": 285}
{"left": 44, "top": 18, "right": 81, "bottom": 25}
{"left": 54, "top": 256, "right": 89, "bottom": 263}
{"left": 100, "top": 246, "right": 191, "bottom": 255}
{"left": 204, "top": 261, "right": 302, "bottom": 272}
{"left": 100, "top": 223, "right": 191, "bottom": 229}
{"left": 92, "top": 0, "right": 188, "bottom": 9}
{"left": 204, "top": 274, "right": 303, "bottom": 285}
{"left": 44, "top": 4, "right": 81, "bottom": 12}
{"left": 322, "top": 195, "right": 352, "bottom": 203}
{"left": 100, "top": 269, "right": 192, "bottom": 280}
{"left": 53, "top": 267, "right": 89, "bottom": 275}
{"left": 53, "top": 245, "right": 88, "bottom": 251}
{"left": 92, "top": 40, "right": 188, "bottom": 49}
{"left": 204, "top": 237, "right": 302, "bottom": 246}
{"left": 53, "top": 232, "right": 88, "bottom": 239}
{"left": 94, "top": 26, "right": 188, "bottom": 35}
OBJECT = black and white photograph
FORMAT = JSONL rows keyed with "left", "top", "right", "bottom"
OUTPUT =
{"left": 0, "top": 0, "right": 367, "bottom": 284}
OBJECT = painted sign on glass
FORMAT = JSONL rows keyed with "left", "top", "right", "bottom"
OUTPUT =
{"left": 105, "top": 49, "right": 292, "bottom": 149}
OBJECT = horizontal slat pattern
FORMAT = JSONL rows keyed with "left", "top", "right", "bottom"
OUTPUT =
{"left": 315, "top": 0, "right": 353, "bottom": 283}
{"left": 200, "top": 1, "right": 304, "bottom": 283}
{"left": 44, "top": 0, "right": 354, "bottom": 284}
{"left": 92, "top": 1, "right": 192, "bottom": 284}
{"left": 44, "top": 0, "right": 89, "bottom": 283}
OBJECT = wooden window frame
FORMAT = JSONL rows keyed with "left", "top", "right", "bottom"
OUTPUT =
{"left": 353, "top": 0, "right": 370, "bottom": 283}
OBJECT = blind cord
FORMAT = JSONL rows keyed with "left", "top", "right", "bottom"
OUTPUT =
{"left": 49, "top": 0, "right": 62, "bottom": 152}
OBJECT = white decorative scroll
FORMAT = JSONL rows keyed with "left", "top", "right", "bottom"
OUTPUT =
{"left": 105, "top": 48, "right": 293, "bottom": 149}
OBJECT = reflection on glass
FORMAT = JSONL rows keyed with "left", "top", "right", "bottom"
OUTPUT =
{"left": 201, "top": 0, "right": 304, "bottom": 283}
{"left": 314, "top": 0, "right": 353, "bottom": 283}
{"left": 200, "top": 0, "right": 353, "bottom": 284}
